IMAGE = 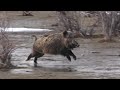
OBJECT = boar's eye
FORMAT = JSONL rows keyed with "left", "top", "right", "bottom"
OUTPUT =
{"left": 63, "top": 31, "right": 68, "bottom": 38}
{"left": 72, "top": 40, "right": 79, "bottom": 47}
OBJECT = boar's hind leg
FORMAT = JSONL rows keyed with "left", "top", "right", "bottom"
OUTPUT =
{"left": 34, "top": 57, "right": 38, "bottom": 67}
{"left": 67, "top": 50, "right": 76, "bottom": 60}
{"left": 26, "top": 53, "right": 33, "bottom": 61}
{"left": 34, "top": 57, "right": 38, "bottom": 64}
{"left": 34, "top": 52, "right": 44, "bottom": 64}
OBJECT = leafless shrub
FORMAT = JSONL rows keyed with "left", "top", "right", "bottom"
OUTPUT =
{"left": 56, "top": 11, "right": 81, "bottom": 37}
{"left": 0, "top": 12, "right": 16, "bottom": 68}
{"left": 98, "top": 11, "right": 120, "bottom": 41}
{"left": 56, "top": 11, "right": 97, "bottom": 38}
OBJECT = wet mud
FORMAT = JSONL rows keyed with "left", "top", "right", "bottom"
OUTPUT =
{"left": 1, "top": 33, "right": 120, "bottom": 79}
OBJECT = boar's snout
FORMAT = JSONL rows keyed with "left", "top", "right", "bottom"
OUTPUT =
{"left": 66, "top": 39, "right": 80, "bottom": 49}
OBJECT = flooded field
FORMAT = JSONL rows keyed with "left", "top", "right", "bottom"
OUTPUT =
{"left": 1, "top": 11, "right": 120, "bottom": 79}
{"left": 1, "top": 31, "right": 120, "bottom": 79}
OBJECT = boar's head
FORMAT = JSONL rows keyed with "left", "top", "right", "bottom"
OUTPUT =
{"left": 62, "top": 31, "right": 79, "bottom": 50}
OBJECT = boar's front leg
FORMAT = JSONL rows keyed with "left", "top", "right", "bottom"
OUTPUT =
{"left": 62, "top": 53, "right": 71, "bottom": 61}
{"left": 61, "top": 48, "right": 71, "bottom": 61}
{"left": 66, "top": 54, "right": 71, "bottom": 61}
{"left": 34, "top": 52, "right": 44, "bottom": 65}
{"left": 67, "top": 50, "right": 76, "bottom": 60}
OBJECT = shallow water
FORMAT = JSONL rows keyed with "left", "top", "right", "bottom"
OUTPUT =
{"left": 2, "top": 32, "right": 120, "bottom": 79}
{"left": 4, "top": 28, "right": 52, "bottom": 32}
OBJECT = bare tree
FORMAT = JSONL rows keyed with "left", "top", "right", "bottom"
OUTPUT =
{"left": 56, "top": 11, "right": 96, "bottom": 38}
{"left": 0, "top": 12, "right": 16, "bottom": 68}
{"left": 98, "top": 11, "right": 120, "bottom": 41}
{"left": 56, "top": 11, "right": 120, "bottom": 40}
{"left": 57, "top": 11, "right": 82, "bottom": 37}
{"left": 111, "top": 11, "right": 120, "bottom": 36}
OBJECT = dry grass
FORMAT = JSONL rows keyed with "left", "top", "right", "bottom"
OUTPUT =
{"left": 0, "top": 12, "right": 16, "bottom": 68}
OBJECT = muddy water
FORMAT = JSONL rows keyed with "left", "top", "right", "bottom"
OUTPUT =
{"left": 1, "top": 33, "right": 120, "bottom": 79}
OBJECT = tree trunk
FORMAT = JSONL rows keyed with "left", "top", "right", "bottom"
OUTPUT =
{"left": 100, "top": 11, "right": 113, "bottom": 41}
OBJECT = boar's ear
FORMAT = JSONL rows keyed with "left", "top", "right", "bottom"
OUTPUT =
{"left": 63, "top": 30, "right": 68, "bottom": 38}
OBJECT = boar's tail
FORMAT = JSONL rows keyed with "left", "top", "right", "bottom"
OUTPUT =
{"left": 32, "top": 35, "right": 37, "bottom": 41}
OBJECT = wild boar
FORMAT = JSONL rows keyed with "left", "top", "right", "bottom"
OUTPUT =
{"left": 26, "top": 31, "right": 79, "bottom": 64}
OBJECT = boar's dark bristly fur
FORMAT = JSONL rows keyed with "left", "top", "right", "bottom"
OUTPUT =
{"left": 26, "top": 31, "right": 79, "bottom": 65}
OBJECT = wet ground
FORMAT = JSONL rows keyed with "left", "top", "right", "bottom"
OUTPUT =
{"left": 1, "top": 11, "right": 120, "bottom": 79}
{"left": 1, "top": 32, "right": 120, "bottom": 79}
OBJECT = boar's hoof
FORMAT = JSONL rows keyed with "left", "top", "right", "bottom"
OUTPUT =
{"left": 34, "top": 63, "right": 38, "bottom": 67}
{"left": 73, "top": 56, "right": 76, "bottom": 60}
{"left": 66, "top": 55, "right": 71, "bottom": 62}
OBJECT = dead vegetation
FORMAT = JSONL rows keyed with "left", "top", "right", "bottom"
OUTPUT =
{"left": 56, "top": 11, "right": 98, "bottom": 38}
{"left": 0, "top": 12, "right": 16, "bottom": 68}
{"left": 56, "top": 11, "right": 120, "bottom": 42}
{"left": 22, "top": 11, "right": 33, "bottom": 16}
{"left": 98, "top": 11, "right": 120, "bottom": 42}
